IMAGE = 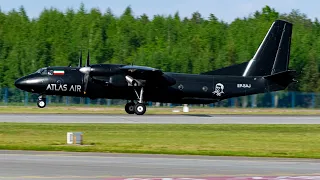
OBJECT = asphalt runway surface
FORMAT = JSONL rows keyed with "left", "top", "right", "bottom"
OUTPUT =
{"left": 0, "top": 114, "right": 320, "bottom": 124}
{"left": 2, "top": 115, "right": 320, "bottom": 180}
{"left": 1, "top": 150, "right": 320, "bottom": 180}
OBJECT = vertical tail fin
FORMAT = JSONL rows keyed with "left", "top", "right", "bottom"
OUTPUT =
{"left": 242, "top": 20, "right": 292, "bottom": 77}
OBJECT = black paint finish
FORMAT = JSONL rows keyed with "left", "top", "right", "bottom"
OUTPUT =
{"left": 14, "top": 20, "right": 297, "bottom": 115}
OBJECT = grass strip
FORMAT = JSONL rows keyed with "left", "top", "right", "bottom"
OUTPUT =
{"left": 1, "top": 123, "right": 320, "bottom": 158}
{"left": 0, "top": 106, "right": 319, "bottom": 115}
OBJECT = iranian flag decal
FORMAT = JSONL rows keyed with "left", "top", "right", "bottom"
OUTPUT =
{"left": 53, "top": 70, "right": 65, "bottom": 75}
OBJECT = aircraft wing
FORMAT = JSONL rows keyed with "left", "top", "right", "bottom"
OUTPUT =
{"left": 119, "top": 65, "right": 175, "bottom": 87}
{"left": 120, "top": 65, "right": 163, "bottom": 77}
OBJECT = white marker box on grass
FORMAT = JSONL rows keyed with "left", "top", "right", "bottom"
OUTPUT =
{"left": 67, "top": 132, "right": 83, "bottom": 145}
{"left": 183, "top": 104, "right": 189, "bottom": 112}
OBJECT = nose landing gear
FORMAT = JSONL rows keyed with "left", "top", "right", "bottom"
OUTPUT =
{"left": 37, "top": 95, "right": 46, "bottom": 108}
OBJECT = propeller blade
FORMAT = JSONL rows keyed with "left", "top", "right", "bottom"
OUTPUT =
{"left": 78, "top": 50, "right": 82, "bottom": 67}
{"left": 81, "top": 50, "right": 91, "bottom": 94}
{"left": 86, "top": 50, "right": 90, "bottom": 67}
{"left": 83, "top": 73, "right": 89, "bottom": 95}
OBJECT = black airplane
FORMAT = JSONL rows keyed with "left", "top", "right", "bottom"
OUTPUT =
{"left": 14, "top": 20, "right": 297, "bottom": 115}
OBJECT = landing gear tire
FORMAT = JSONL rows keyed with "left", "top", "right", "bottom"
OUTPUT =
{"left": 125, "top": 102, "right": 135, "bottom": 114}
{"left": 134, "top": 103, "right": 146, "bottom": 115}
{"left": 37, "top": 99, "right": 46, "bottom": 108}
{"left": 124, "top": 77, "right": 146, "bottom": 115}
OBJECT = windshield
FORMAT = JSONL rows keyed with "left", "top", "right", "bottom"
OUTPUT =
{"left": 35, "top": 68, "right": 47, "bottom": 75}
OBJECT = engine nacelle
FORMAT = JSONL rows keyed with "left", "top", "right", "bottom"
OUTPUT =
{"left": 90, "top": 66, "right": 120, "bottom": 76}
{"left": 80, "top": 64, "right": 123, "bottom": 76}
{"left": 125, "top": 75, "right": 142, "bottom": 86}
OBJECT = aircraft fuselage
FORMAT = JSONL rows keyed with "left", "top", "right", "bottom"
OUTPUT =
{"left": 15, "top": 65, "right": 278, "bottom": 105}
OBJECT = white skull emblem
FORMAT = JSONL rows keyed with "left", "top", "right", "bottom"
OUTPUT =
{"left": 212, "top": 83, "right": 224, "bottom": 96}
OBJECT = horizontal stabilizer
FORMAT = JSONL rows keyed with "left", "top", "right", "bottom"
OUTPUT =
{"left": 264, "top": 70, "right": 297, "bottom": 87}
{"left": 201, "top": 62, "right": 249, "bottom": 76}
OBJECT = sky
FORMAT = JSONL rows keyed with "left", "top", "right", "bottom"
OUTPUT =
{"left": 0, "top": 0, "right": 319, "bottom": 23}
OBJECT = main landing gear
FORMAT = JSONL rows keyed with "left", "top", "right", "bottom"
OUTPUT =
{"left": 125, "top": 102, "right": 135, "bottom": 114}
{"left": 125, "top": 87, "right": 146, "bottom": 115}
{"left": 125, "top": 102, "right": 146, "bottom": 115}
{"left": 37, "top": 95, "right": 46, "bottom": 108}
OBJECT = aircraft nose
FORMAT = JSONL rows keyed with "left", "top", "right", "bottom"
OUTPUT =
{"left": 14, "top": 77, "right": 32, "bottom": 91}
{"left": 14, "top": 77, "right": 26, "bottom": 89}
{"left": 15, "top": 76, "right": 47, "bottom": 92}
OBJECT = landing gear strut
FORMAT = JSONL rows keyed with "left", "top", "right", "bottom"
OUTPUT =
{"left": 124, "top": 86, "right": 147, "bottom": 115}
{"left": 133, "top": 87, "right": 146, "bottom": 115}
{"left": 37, "top": 95, "right": 46, "bottom": 108}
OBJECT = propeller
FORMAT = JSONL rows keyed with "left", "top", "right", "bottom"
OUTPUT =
{"left": 78, "top": 50, "right": 82, "bottom": 67}
{"left": 86, "top": 50, "right": 90, "bottom": 66}
{"left": 82, "top": 50, "right": 90, "bottom": 94}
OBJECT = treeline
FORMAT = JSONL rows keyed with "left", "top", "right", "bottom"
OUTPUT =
{"left": 0, "top": 4, "right": 319, "bottom": 92}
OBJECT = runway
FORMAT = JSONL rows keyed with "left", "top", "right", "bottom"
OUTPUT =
{"left": 1, "top": 150, "right": 320, "bottom": 180}
{"left": 2, "top": 115, "right": 320, "bottom": 180}
{"left": 0, "top": 114, "right": 319, "bottom": 124}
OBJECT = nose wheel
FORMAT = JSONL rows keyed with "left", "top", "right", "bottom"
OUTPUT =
{"left": 37, "top": 95, "right": 46, "bottom": 108}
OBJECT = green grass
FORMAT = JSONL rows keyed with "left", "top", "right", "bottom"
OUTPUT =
{"left": 1, "top": 123, "right": 320, "bottom": 158}
{"left": 0, "top": 106, "right": 320, "bottom": 115}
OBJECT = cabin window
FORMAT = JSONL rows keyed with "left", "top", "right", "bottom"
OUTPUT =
{"left": 202, "top": 86, "right": 208, "bottom": 92}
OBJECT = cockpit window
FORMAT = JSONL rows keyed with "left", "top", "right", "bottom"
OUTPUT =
{"left": 41, "top": 69, "right": 47, "bottom": 75}
{"left": 35, "top": 68, "right": 42, "bottom": 73}
{"left": 35, "top": 68, "right": 48, "bottom": 75}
